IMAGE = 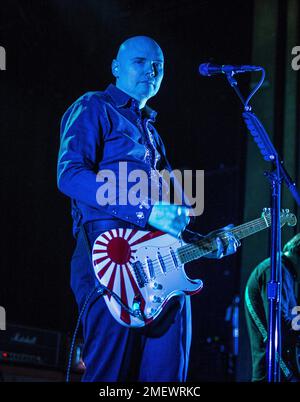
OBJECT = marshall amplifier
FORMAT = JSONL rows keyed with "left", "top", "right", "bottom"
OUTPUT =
{"left": 0, "top": 323, "right": 62, "bottom": 369}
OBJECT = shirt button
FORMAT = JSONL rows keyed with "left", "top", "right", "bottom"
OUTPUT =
{"left": 136, "top": 212, "right": 144, "bottom": 219}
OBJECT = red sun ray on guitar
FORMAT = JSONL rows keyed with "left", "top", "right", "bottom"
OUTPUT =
{"left": 93, "top": 228, "right": 159, "bottom": 324}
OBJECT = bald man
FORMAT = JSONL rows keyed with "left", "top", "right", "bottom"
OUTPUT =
{"left": 112, "top": 36, "right": 164, "bottom": 108}
{"left": 57, "top": 36, "right": 238, "bottom": 381}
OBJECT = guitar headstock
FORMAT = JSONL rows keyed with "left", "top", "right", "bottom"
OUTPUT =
{"left": 262, "top": 208, "right": 297, "bottom": 227}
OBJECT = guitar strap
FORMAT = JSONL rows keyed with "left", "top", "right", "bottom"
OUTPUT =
{"left": 80, "top": 221, "right": 101, "bottom": 288}
{"left": 72, "top": 199, "right": 103, "bottom": 289}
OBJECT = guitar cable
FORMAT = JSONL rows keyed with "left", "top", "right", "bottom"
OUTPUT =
{"left": 65, "top": 284, "right": 103, "bottom": 383}
{"left": 65, "top": 282, "right": 141, "bottom": 382}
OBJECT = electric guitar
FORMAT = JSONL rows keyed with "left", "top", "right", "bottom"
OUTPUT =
{"left": 92, "top": 209, "right": 297, "bottom": 328}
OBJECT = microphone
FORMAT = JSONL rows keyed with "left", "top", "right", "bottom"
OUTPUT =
{"left": 199, "top": 63, "right": 262, "bottom": 77}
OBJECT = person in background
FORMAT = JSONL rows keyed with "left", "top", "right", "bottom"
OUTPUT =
{"left": 245, "top": 233, "right": 300, "bottom": 381}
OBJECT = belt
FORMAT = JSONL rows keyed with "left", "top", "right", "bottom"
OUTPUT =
{"left": 83, "top": 219, "right": 138, "bottom": 233}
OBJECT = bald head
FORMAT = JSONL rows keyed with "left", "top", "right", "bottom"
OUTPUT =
{"left": 112, "top": 36, "right": 164, "bottom": 108}
{"left": 116, "top": 36, "right": 164, "bottom": 61}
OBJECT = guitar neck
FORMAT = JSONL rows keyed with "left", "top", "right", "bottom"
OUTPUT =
{"left": 177, "top": 215, "right": 273, "bottom": 264}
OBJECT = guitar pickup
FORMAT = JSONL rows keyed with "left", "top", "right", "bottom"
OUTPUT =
{"left": 157, "top": 251, "right": 166, "bottom": 273}
{"left": 146, "top": 257, "right": 155, "bottom": 279}
{"left": 170, "top": 248, "right": 179, "bottom": 268}
{"left": 132, "top": 261, "right": 147, "bottom": 288}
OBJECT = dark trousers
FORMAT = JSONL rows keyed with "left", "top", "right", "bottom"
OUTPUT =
{"left": 70, "top": 225, "right": 192, "bottom": 382}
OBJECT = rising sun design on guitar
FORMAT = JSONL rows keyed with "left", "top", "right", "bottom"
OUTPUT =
{"left": 92, "top": 209, "right": 297, "bottom": 328}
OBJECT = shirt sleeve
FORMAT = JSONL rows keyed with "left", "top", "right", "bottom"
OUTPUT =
{"left": 57, "top": 93, "right": 152, "bottom": 227}
{"left": 57, "top": 93, "right": 104, "bottom": 209}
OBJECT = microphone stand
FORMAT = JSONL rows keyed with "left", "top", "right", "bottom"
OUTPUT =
{"left": 224, "top": 70, "right": 300, "bottom": 382}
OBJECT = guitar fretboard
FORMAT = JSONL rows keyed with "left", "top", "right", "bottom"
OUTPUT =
{"left": 177, "top": 214, "right": 275, "bottom": 264}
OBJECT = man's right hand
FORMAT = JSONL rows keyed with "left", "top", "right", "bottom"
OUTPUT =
{"left": 148, "top": 201, "right": 190, "bottom": 238}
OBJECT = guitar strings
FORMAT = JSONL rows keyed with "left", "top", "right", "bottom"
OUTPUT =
{"left": 122, "top": 213, "right": 286, "bottom": 282}
{"left": 128, "top": 214, "right": 275, "bottom": 273}
{"left": 136, "top": 213, "right": 287, "bottom": 278}
{"left": 158, "top": 216, "right": 270, "bottom": 267}
{"left": 180, "top": 216, "right": 271, "bottom": 258}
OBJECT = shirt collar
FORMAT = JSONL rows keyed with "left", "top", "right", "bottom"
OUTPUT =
{"left": 105, "top": 84, "right": 157, "bottom": 122}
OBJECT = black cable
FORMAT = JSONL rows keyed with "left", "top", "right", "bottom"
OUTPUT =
{"left": 65, "top": 284, "right": 104, "bottom": 382}
{"left": 65, "top": 206, "right": 145, "bottom": 383}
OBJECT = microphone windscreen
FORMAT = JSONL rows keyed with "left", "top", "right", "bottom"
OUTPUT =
{"left": 198, "top": 63, "right": 210, "bottom": 76}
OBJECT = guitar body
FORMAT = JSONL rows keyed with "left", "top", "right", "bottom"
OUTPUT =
{"left": 91, "top": 210, "right": 296, "bottom": 328}
{"left": 92, "top": 228, "right": 203, "bottom": 328}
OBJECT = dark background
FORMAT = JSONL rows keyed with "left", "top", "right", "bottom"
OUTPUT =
{"left": 0, "top": 0, "right": 255, "bottom": 380}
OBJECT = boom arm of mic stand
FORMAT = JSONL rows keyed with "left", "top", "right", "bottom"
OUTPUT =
{"left": 243, "top": 111, "right": 300, "bottom": 205}
{"left": 226, "top": 69, "right": 300, "bottom": 206}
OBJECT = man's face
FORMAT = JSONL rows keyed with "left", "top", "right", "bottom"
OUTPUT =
{"left": 113, "top": 38, "right": 164, "bottom": 106}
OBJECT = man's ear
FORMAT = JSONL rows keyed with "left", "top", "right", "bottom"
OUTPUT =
{"left": 111, "top": 59, "right": 119, "bottom": 78}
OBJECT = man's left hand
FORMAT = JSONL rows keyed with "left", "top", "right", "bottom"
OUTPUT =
{"left": 205, "top": 224, "right": 240, "bottom": 259}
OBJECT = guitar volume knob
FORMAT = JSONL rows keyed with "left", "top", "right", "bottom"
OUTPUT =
{"left": 150, "top": 295, "right": 163, "bottom": 303}
{"left": 151, "top": 282, "right": 163, "bottom": 290}
{"left": 146, "top": 307, "right": 157, "bottom": 315}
